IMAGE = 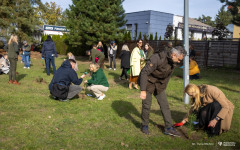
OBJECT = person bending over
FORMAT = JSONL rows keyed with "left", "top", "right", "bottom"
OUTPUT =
{"left": 139, "top": 46, "right": 186, "bottom": 136}
{"left": 174, "top": 84, "right": 234, "bottom": 136}
{"left": 84, "top": 63, "right": 109, "bottom": 100}
{"left": 49, "top": 59, "right": 83, "bottom": 101}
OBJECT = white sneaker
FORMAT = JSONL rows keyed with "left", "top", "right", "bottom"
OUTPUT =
{"left": 114, "top": 68, "right": 116, "bottom": 71}
{"left": 23, "top": 66, "right": 27, "bottom": 69}
{"left": 109, "top": 68, "right": 112, "bottom": 70}
{"left": 97, "top": 94, "right": 106, "bottom": 100}
{"left": 27, "top": 67, "right": 30, "bottom": 69}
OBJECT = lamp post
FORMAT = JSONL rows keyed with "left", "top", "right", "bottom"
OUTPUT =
{"left": 183, "top": 0, "right": 189, "bottom": 104}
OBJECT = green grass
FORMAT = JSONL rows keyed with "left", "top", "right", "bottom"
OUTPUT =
{"left": 0, "top": 52, "right": 240, "bottom": 149}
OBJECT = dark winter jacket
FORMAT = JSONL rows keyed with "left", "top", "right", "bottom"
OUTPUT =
{"left": 119, "top": 50, "right": 130, "bottom": 69}
{"left": 49, "top": 60, "right": 82, "bottom": 91}
{"left": 41, "top": 40, "right": 58, "bottom": 58}
{"left": 139, "top": 51, "right": 176, "bottom": 94}
{"left": 22, "top": 44, "right": 31, "bottom": 52}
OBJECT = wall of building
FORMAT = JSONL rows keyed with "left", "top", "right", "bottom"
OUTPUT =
{"left": 233, "top": 25, "right": 240, "bottom": 38}
{"left": 124, "top": 10, "right": 173, "bottom": 40}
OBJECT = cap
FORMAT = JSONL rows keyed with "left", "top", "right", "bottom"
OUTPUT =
{"left": 23, "top": 41, "right": 27, "bottom": 44}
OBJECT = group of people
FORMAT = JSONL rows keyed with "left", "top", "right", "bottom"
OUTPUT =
{"left": 2, "top": 34, "right": 234, "bottom": 137}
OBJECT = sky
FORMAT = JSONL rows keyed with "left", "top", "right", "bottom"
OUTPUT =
{"left": 41, "top": 0, "right": 224, "bottom": 20}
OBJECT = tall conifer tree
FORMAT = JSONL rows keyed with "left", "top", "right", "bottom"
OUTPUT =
{"left": 65, "top": 0, "right": 126, "bottom": 52}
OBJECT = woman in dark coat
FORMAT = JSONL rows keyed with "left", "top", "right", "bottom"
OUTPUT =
{"left": 119, "top": 44, "right": 130, "bottom": 80}
{"left": 4, "top": 34, "right": 20, "bottom": 85}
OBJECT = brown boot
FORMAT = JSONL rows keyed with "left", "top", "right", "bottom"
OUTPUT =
{"left": 129, "top": 82, "right": 133, "bottom": 89}
{"left": 8, "top": 80, "right": 13, "bottom": 84}
{"left": 13, "top": 80, "right": 20, "bottom": 85}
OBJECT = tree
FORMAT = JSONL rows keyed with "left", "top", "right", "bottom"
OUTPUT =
{"left": 196, "top": 15, "right": 215, "bottom": 27}
{"left": 215, "top": 6, "right": 232, "bottom": 26}
{"left": 220, "top": 0, "right": 240, "bottom": 26}
{"left": 65, "top": 0, "right": 126, "bottom": 54}
{"left": 154, "top": 32, "right": 158, "bottom": 40}
{"left": 34, "top": 2, "right": 63, "bottom": 26}
{"left": 143, "top": 34, "right": 148, "bottom": 41}
{"left": 212, "top": 22, "right": 230, "bottom": 40}
{"left": 164, "top": 25, "right": 174, "bottom": 39}
{"left": 159, "top": 36, "right": 161, "bottom": 40}
{"left": 138, "top": 32, "right": 142, "bottom": 40}
{"left": 149, "top": 34, "right": 153, "bottom": 40}
{"left": 0, "top": 0, "right": 44, "bottom": 41}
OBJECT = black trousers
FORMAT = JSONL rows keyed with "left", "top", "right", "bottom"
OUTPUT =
{"left": 198, "top": 101, "right": 222, "bottom": 136}
{"left": 120, "top": 67, "right": 128, "bottom": 79}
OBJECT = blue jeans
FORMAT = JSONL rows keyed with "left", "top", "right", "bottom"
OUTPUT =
{"left": 45, "top": 53, "right": 56, "bottom": 75}
{"left": 24, "top": 52, "right": 30, "bottom": 67}
{"left": 21, "top": 52, "right": 25, "bottom": 62}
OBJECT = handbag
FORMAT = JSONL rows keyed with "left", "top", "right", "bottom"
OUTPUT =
{"left": 51, "top": 83, "right": 69, "bottom": 100}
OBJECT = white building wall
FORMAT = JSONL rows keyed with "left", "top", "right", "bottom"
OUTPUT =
{"left": 43, "top": 30, "right": 64, "bottom": 36}
{"left": 173, "top": 15, "right": 183, "bottom": 40}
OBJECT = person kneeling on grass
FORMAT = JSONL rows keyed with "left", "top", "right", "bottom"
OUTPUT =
{"left": 84, "top": 63, "right": 109, "bottom": 100}
{"left": 49, "top": 59, "right": 84, "bottom": 101}
{"left": 174, "top": 84, "right": 234, "bottom": 136}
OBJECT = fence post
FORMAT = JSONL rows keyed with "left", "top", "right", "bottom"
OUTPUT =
{"left": 237, "top": 40, "right": 240, "bottom": 70}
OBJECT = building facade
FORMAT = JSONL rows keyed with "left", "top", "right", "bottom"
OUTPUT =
{"left": 124, "top": 10, "right": 174, "bottom": 40}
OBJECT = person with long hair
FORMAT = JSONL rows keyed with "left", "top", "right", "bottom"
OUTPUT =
{"left": 67, "top": 52, "right": 78, "bottom": 71}
{"left": 41, "top": 35, "right": 58, "bottom": 76}
{"left": 174, "top": 84, "right": 234, "bottom": 136}
{"left": 129, "top": 39, "right": 145, "bottom": 89}
{"left": 97, "top": 41, "right": 104, "bottom": 54}
{"left": 119, "top": 44, "right": 130, "bottom": 80}
{"left": 4, "top": 34, "right": 20, "bottom": 85}
{"left": 144, "top": 43, "right": 154, "bottom": 61}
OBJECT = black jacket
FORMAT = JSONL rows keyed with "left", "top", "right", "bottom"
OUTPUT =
{"left": 139, "top": 51, "right": 176, "bottom": 94}
{"left": 49, "top": 60, "right": 82, "bottom": 91}
{"left": 41, "top": 40, "right": 58, "bottom": 57}
{"left": 119, "top": 50, "right": 130, "bottom": 68}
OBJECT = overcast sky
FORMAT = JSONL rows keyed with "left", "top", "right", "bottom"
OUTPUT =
{"left": 41, "top": 0, "right": 224, "bottom": 20}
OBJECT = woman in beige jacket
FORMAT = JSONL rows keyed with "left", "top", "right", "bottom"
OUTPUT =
{"left": 129, "top": 39, "right": 145, "bottom": 89}
{"left": 174, "top": 84, "right": 234, "bottom": 135}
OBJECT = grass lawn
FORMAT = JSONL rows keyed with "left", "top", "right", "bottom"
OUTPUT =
{"left": 0, "top": 52, "right": 239, "bottom": 149}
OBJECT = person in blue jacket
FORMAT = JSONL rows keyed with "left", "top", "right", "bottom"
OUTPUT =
{"left": 49, "top": 59, "right": 84, "bottom": 100}
{"left": 42, "top": 35, "right": 58, "bottom": 75}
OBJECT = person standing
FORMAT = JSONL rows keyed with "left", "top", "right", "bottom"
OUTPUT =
{"left": 139, "top": 46, "right": 186, "bottom": 136}
{"left": 129, "top": 39, "right": 145, "bottom": 89}
{"left": 22, "top": 41, "right": 31, "bottom": 69}
{"left": 144, "top": 43, "right": 154, "bottom": 61}
{"left": 97, "top": 41, "right": 104, "bottom": 54}
{"left": 41, "top": 35, "right": 58, "bottom": 76}
{"left": 108, "top": 41, "right": 117, "bottom": 70}
{"left": 174, "top": 84, "right": 234, "bottom": 136}
{"left": 164, "top": 42, "right": 173, "bottom": 52}
{"left": 119, "top": 44, "right": 130, "bottom": 80}
{"left": 4, "top": 35, "right": 20, "bottom": 85}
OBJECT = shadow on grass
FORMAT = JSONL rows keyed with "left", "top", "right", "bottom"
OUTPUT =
{"left": 218, "top": 85, "right": 240, "bottom": 93}
{"left": 150, "top": 110, "right": 186, "bottom": 124}
{"left": 108, "top": 72, "right": 129, "bottom": 88}
{"left": 17, "top": 74, "right": 27, "bottom": 81}
{"left": 112, "top": 100, "right": 141, "bottom": 128}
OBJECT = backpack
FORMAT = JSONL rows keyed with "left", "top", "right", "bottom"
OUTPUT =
{"left": 51, "top": 83, "right": 69, "bottom": 100}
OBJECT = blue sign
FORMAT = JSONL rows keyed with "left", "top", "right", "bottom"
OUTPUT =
{"left": 43, "top": 25, "right": 70, "bottom": 32}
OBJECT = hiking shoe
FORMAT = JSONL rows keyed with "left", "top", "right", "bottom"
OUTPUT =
{"left": 141, "top": 125, "right": 150, "bottom": 135}
{"left": 164, "top": 127, "right": 181, "bottom": 137}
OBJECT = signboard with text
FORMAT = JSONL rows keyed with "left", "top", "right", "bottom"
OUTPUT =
{"left": 43, "top": 25, "right": 70, "bottom": 32}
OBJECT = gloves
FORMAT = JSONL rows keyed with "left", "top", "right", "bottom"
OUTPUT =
{"left": 173, "top": 122, "right": 183, "bottom": 127}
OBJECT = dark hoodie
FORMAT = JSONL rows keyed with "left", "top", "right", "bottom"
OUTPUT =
{"left": 49, "top": 60, "right": 83, "bottom": 91}
{"left": 41, "top": 36, "right": 58, "bottom": 57}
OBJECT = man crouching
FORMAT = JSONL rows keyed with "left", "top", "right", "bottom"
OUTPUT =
{"left": 49, "top": 59, "right": 84, "bottom": 101}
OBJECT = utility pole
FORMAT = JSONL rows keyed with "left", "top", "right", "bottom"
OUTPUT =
{"left": 183, "top": 0, "right": 189, "bottom": 104}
